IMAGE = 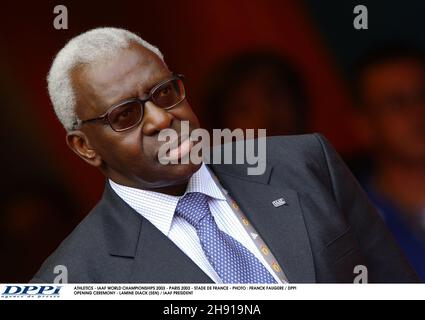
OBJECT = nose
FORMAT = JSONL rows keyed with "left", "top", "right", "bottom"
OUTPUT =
{"left": 142, "top": 101, "right": 174, "bottom": 135}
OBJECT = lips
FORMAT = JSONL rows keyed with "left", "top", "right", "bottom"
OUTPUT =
{"left": 167, "top": 136, "right": 193, "bottom": 161}
{"left": 156, "top": 134, "right": 194, "bottom": 163}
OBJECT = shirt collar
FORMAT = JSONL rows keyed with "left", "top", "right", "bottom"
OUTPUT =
{"left": 185, "top": 163, "right": 226, "bottom": 200}
{"left": 109, "top": 163, "right": 225, "bottom": 236}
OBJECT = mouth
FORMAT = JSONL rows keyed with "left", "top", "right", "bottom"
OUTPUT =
{"left": 160, "top": 134, "right": 194, "bottom": 163}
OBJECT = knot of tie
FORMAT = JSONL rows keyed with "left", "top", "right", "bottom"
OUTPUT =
{"left": 175, "top": 192, "right": 211, "bottom": 228}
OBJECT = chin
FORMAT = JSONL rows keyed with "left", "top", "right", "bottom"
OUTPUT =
{"left": 143, "top": 162, "right": 201, "bottom": 192}
{"left": 168, "top": 161, "right": 202, "bottom": 179}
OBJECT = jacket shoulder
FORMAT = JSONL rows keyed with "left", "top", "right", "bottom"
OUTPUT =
{"left": 30, "top": 201, "right": 108, "bottom": 283}
{"left": 265, "top": 133, "right": 327, "bottom": 163}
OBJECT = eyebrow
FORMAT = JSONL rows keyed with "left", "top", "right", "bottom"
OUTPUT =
{"left": 144, "top": 72, "right": 174, "bottom": 91}
{"left": 107, "top": 73, "right": 174, "bottom": 108}
{"left": 141, "top": 76, "right": 168, "bottom": 94}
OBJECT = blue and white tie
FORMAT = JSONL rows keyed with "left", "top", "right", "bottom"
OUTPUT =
{"left": 175, "top": 192, "right": 277, "bottom": 284}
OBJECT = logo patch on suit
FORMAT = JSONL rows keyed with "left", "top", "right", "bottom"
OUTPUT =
{"left": 272, "top": 198, "right": 287, "bottom": 207}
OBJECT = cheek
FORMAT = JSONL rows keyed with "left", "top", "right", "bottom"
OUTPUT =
{"left": 383, "top": 115, "right": 415, "bottom": 137}
{"left": 95, "top": 131, "right": 147, "bottom": 166}
{"left": 190, "top": 112, "right": 201, "bottom": 128}
{"left": 175, "top": 102, "right": 200, "bottom": 128}
{"left": 185, "top": 109, "right": 200, "bottom": 128}
{"left": 372, "top": 114, "right": 403, "bottom": 134}
{"left": 372, "top": 117, "right": 420, "bottom": 152}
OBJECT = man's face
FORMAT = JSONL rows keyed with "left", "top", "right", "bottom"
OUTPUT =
{"left": 70, "top": 42, "right": 201, "bottom": 192}
{"left": 221, "top": 69, "right": 298, "bottom": 136}
{"left": 360, "top": 58, "right": 425, "bottom": 164}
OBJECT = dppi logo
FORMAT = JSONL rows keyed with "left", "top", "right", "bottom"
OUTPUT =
{"left": 2, "top": 285, "right": 62, "bottom": 297}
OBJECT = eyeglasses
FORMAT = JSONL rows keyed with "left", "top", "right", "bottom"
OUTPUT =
{"left": 73, "top": 74, "right": 186, "bottom": 132}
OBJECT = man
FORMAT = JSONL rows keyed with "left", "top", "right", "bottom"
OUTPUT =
{"left": 351, "top": 46, "right": 425, "bottom": 281}
{"left": 32, "top": 28, "right": 418, "bottom": 283}
{"left": 202, "top": 52, "right": 309, "bottom": 136}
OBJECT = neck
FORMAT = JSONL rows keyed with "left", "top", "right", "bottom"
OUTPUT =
{"left": 149, "top": 182, "right": 188, "bottom": 196}
{"left": 374, "top": 157, "right": 425, "bottom": 213}
{"left": 108, "top": 174, "right": 189, "bottom": 196}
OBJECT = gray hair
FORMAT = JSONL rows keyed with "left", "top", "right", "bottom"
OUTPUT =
{"left": 47, "top": 27, "right": 164, "bottom": 131}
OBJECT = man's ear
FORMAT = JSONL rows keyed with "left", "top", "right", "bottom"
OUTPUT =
{"left": 66, "top": 131, "right": 102, "bottom": 167}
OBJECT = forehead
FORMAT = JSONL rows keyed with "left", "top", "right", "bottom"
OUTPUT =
{"left": 73, "top": 42, "right": 170, "bottom": 116}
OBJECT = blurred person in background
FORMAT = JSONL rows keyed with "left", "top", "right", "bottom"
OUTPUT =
{"left": 202, "top": 52, "right": 309, "bottom": 136}
{"left": 351, "top": 45, "right": 425, "bottom": 281}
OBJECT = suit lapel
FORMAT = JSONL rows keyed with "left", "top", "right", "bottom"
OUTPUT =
{"left": 132, "top": 217, "right": 213, "bottom": 283}
{"left": 210, "top": 164, "right": 316, "bottom": 283}
{"left": 101, "top": 182, "right": 213, "bottom": 283}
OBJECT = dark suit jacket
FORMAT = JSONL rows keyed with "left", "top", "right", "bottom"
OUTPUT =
{"left": 31, "top": 134, "right": 419, "bottom": 283}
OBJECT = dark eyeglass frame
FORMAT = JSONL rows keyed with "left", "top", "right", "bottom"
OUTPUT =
{"left": 72, "top": 73, "right": 185, "bottom": 132}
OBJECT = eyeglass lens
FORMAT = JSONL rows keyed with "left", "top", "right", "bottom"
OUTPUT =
{"left": 108, "top": 78, "right": 185, "bottom": 131}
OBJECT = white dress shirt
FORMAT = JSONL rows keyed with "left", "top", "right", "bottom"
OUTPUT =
{"left": 109, "top": 163, "right": 281, "bottom": 283}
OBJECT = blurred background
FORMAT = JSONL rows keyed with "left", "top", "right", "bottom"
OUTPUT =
{"left": 1, "top": 0, "right": 425, "bottom": 282}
